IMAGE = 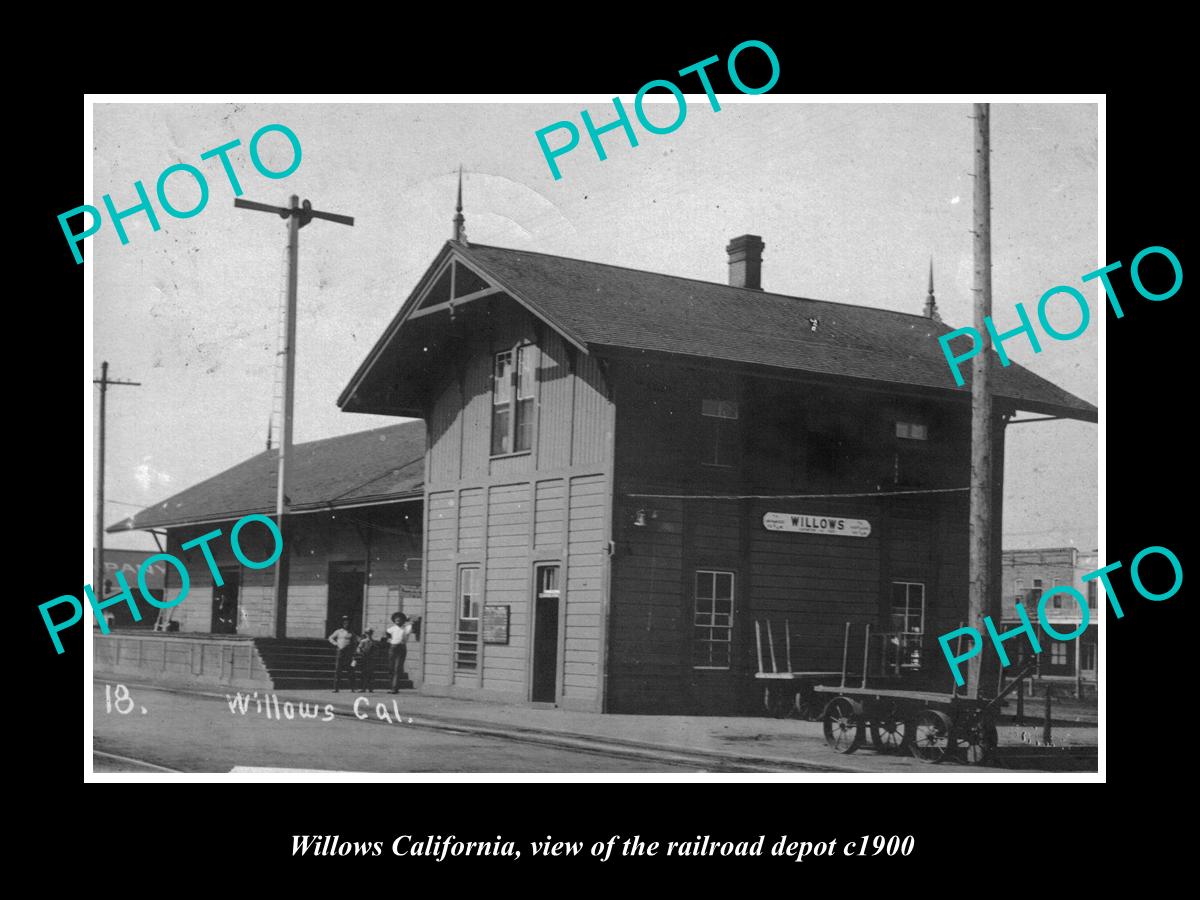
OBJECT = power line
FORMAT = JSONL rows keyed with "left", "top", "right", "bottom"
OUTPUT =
{"left": 625, "top": 487, "right": 969, "bottom": 501}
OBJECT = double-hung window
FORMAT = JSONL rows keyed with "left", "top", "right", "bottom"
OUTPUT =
{"left": 694, "top": 570, "right": 734, "bottom": 669}
{"left": 491, "top": 344, "right": 536, "bottom": 456}
{"left": 701, "top": 399, "right": 739, "bottom": 467}
{"left": 455, "top": 567, "right": 481, "bottom": 671}
{"left": 893, "top": 420, "right": 929, "bottom": 485}
{"left": 890, "top": 581, "right": 926, "bottom": 670}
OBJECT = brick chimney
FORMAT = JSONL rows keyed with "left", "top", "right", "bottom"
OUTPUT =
{"left": 726, "top": 235, "right": 765, "bottom": 290}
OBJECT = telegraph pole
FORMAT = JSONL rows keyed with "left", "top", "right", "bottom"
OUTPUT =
{"left": 93, "top": 361, "right": 141, "bottom": 601}
{"left": 967, "top": 103, "right": 1000, "bottom": 698}
{"left": 235, "top": 195, "right": 353, "bottom": 638}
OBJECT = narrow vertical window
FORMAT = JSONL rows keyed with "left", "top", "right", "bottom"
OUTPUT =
{"left": 514, "top": 345, "right": 536, "bottom": 452}
{"left": 701, "top": 399, "right": 740, "bottom": 467}
{"left": 894, "top": 420, "right": 929, "bottom": 485}
{"left": 455, "top": 566, "right": 481, "bottom": 671}
{"left": 693, "top": 569, "right": 734, "bottom": 669}
{"left": 491, "top": 351, "right": 513, "bottom": 456}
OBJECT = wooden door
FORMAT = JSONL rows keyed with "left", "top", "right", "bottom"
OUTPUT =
{"left": 531, "top": 565, "right": 561, "bottom": 703}
{"left": 210, "top": 568, "right": 240, "bottom": 634}
{"left": 326, "top": 566, "right": 365, "bottom": 636}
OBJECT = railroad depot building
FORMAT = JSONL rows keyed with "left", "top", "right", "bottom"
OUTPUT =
{"left": 339, "top": 234, "right": 1097, "bottom": 714}
{"left": 106, "top": 422, "right": 426, "bottom": 687}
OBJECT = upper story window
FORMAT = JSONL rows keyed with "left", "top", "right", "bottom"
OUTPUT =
{"left": 1030, "top": 578, "right": 1044, "bottom": 606}
{"left": 896, "top": 421, "right": 928, "bottom": 440}
{"left": 893, "top": 419, "right": 930, "bottom": 485}
{"left": 1086, "top": 578, "right": 1097, "bottom": 609}
{"left": 701, "top": 399, "right": 740, "bottom": 467}
{"left": 491, "top": 344, "right": 536, "bottom": 456}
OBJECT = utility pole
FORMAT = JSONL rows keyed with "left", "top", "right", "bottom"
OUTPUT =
{"left": 93, "top": 361, "right": 141, "bottom": 601}
{"left": 967, "top": 103, "right": 1000, "bottom": 698}
{"left": 235, "top": 195, "right": 353, "bottom": 639}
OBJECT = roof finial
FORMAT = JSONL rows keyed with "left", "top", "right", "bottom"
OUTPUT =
{"left": 452, "top": 166, "right": 467, "bottom": 245}
{"left": 924, "top": 257, "right": 941, "bottom": 322}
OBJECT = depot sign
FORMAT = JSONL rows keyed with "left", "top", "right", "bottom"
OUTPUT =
{"left": 762, "top": 512, "right": 871, "bottom": 538}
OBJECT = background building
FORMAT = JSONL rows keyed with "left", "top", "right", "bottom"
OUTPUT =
{"left": 1001, "top": 545, "right": 1099, "bottom": 697}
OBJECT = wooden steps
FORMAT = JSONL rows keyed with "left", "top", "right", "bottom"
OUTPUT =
{"left": 254, "top": 638, "right": 414, "bottom": 690}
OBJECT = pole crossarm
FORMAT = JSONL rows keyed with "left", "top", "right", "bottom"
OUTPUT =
{"left": 234, "top": 197, "right": 355, "bottom": 229}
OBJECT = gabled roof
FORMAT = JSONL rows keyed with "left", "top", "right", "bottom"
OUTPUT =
{"left": 340, "top": 241, "right": 1096, "bottom": 422}
{"left": 108, "top": 421, "right": 425, "bottom": 533}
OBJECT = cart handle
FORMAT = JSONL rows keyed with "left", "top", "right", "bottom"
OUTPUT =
{"left": 978, "top": 656, "right": 1040, "bottom": 713}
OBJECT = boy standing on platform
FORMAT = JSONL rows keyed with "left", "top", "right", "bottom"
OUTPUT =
{"left": 353, "top": 628, "right": 379, "bottom": 693}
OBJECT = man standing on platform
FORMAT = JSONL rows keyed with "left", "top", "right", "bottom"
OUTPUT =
{"left": 328, "top": 615, "right": 356, "bottom": 693}
{"left": 386, "top": 612, "right": 412, "bottom": 694}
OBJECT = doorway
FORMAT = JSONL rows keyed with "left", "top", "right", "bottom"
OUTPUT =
{"left": 531, "top": 565, "right": 561, "bottom": 703}
{"left": 326, "top": 564, "right": 365, "bottom": 636}
{"left": 210, "top": 568, "right": 240, "bottom": 634}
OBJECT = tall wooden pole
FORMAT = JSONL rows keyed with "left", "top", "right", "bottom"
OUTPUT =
{"left": 93, "top": 362, "right": 141, "bottom": 601}
{"left": 967, "top": 103, "right": 999, "bottom": 698}
{"left": 96, "top": 361, "right": 107, "bottom": 602}
{"left": 272, "top": 195, "right": 302, "bottom": 639}
{"left": 234, "top": 194, "right": 353, "bottom": 638}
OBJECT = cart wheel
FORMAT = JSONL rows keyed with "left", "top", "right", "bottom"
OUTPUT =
{"left": 822, "top": 697, "right": 864, "bottom": 754}
{"left": 957, "top": 720, "right": 999, "bottom": 766}
{"left": 763, "top": 685, "right": 793, "bottom": 718}
{"left": 870, "top": 710, "right": 910, "bottom": 754}
{"left": 910, "top": 710, "right": 955, "bottom": 763}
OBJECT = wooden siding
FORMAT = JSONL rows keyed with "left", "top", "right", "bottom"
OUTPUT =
{"left": 94, "top": 632, "right": 272, "bottom": 690}
{"left": 608, "top": 493, "right": 969, "bottom": 713}
{"left": 482, "top": 483, "right": 532, "bottom": 694}
{"left": 608, "top": 358, "right": 977, "bottom": 714}
{"left": 420, "top": 301, "right": 614, "bottom": 710}
{"left": 424, "top": 492, "right": 458, "bottom": 687}
{"left": 563, "top": 475, "right": 606, "bottom": 700}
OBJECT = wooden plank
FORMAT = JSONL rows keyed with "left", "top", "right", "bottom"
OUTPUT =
{"left": 755, "top": 672, "right": 842, "bottom": 680}
{"left": 811, "top": 685, "right": 981, "bottom": 705}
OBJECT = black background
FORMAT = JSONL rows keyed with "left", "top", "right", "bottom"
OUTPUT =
{"left": 24, "top": 25, "right": 1186, "bottom": 884}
